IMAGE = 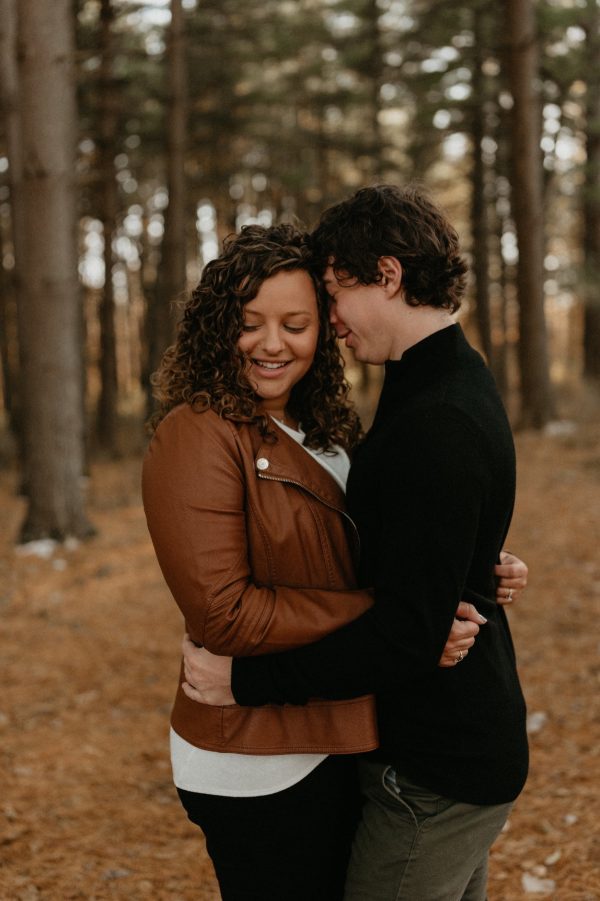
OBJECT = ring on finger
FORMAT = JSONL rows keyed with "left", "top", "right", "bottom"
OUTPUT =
{"left": 455, "top": 650, "right": 464, "bottom": 664}
{"left": 507, "top": 588, "right": 513, "bottom": 601}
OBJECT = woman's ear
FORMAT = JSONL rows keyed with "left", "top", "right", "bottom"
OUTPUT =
{"left": 378, "top": 256, "right": 402, "bottom": 296}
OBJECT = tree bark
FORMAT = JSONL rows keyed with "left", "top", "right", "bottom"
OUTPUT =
{"left": 470, "top": 7, "right": 493, "bottom": 368}
{"left": 0, "top": 0, "right": 26, "bottom": 451}
{"left": 0, "top": 243, "right": 17, "bottom": 427}
{"left": 96, "top": 0, "right": 120, "bottom": 452}
{"left": 363, "top": 0, "right": 384, "bottom": 183}
{"left": 505, "top": 0, "right": 555, "bottom": 427}
{"left": 582, "top": 0, "right": 600, "bottom": 380}
{"left": 16, "top": 0, "right": 94, "bottom": 541}
{"left": 144, "top": 0, "right": 187, "bottom": 414}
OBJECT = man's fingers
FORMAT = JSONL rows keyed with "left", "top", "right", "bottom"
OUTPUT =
{"left": 182, "top": 681, "right": 202, "bottom": 701}
{"left": 183, "top": 661, "right": 195, "bottom": 683}
{"left": 182, "top": 634, "right": 197, "bottom": 655}
{"left": 455, "top": 601, "right": 487, "bottom": 624}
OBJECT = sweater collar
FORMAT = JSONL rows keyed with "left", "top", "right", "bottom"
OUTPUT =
{"left": 370, "top": 324, "right": 474, "bottom": 429}
{"left": 384, "top": 323, "right": 465, "bottom": 382}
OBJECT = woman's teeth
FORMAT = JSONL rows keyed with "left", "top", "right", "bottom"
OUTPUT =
{"left": 253, "top": 360, "right": 289, "bottom": 369}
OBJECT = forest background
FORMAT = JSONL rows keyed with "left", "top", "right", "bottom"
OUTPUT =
{"left": 1, "top": 0, "right": 599, "bottom": 899}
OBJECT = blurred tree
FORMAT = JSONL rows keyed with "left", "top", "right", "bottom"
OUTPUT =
{"left": 0, "top": 0, "right": 25, "bottom": 449}
{"left": 96, "top": 0, "right": 120, "bottom": 451}
{"left": 505, "top": 0, "right": 555, "bottom": 427}
{"left": 390, "top": 1, "right": 509, "bottom": 381}
{"left": 15, "top": 0, "right": 93, "bottom": 540}
{"left": 76, "top": 0, "right": 168, "bottom": 423}
{"left": 581, "top": 0, "right": 600, "bottom": 380}
{"left": 469, "top": 3, "right": 493, "bottom": 367}
{"left": 144, "top": 0, "right": 187, "bottom": 413}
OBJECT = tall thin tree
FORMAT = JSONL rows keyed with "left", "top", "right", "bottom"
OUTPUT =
{"left": 16, "top": 0, "right": 93, "bottom": 540}
{"left": 582, "top": 0, "right": 600, "bottom": 380}
{"left": 469, "top": 4, "right": 493, "bottom": 368}
{"left": 505, "top": 0, "right": 555, "bottom": 426}
{"left": 96, "top": 0, "right": 120, "bottom": 451}
{"left": 144, "top": 0, "right": 187, "bottom": 413}
{"left": 0, "top": 0, "right": 26, "bottom": 450}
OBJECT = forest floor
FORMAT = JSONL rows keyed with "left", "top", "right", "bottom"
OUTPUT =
{"left": 1, "top": 406, "right": 600, "bottom": 901}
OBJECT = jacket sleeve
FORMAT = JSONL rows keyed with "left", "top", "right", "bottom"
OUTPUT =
{"left": 141, "top": 407, "right": 373, "bottom": 657}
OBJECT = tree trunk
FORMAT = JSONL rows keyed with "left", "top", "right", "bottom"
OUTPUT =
{"left": 96, "top": 0, "right": 120, "bottom": 452}
{"left": 361, "top": 0, "right": 384, "bottom": 184}
{"left": 144, "top": 0, "right": 187, "bottom": 414}
{"left": 582, "top": 0, "right": 600, "bottom": 380}
{"left": 491, "top": 119, "right": 513, "bottom": 401}
{"left": 16, "top": 0, "right": 94, "bottom": 541}
{"left": 470, "top": 6, "right": 493, "bottom": 368}
{"left": 0, "top": 248, "right": 16, "bottom": 426}
{"left": 0, "top": 0, "right": 26, "bottom": 452}
{"left": 505, "top": 0, "right": 555, "bottom": 427}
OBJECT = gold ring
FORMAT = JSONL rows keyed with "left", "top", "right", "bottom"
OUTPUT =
{"left": 456, "top": 650, "right": 464, "bottom": 663}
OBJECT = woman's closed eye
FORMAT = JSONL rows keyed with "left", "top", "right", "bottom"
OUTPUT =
{"left": 241, "top": 323, "right": 308, "bottom": 333}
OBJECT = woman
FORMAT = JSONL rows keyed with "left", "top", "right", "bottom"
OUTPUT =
{"left": 142, "top": 224, "right": 526, "bottom": 901}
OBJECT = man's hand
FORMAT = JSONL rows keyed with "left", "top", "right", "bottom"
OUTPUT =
{"left": 495, "top": 551, "right": 528, "bottom": 605}
{"left": 181, "top": 635, "right": 235, "bottom": 706}
{"left": 438, "top": 601, "right": 486, "bottom": 668}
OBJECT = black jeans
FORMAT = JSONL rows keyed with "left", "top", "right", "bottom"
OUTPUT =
{"left": 177, "top": 754, "right": 361, "bottom": 901}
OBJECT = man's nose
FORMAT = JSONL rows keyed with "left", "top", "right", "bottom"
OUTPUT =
{"left": 329, "top": 302, "right": 345, "bottom": 335}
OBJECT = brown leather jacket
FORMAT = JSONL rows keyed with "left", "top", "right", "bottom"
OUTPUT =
{"left": 142, "top": 403, "right": 378, "bottom": 754}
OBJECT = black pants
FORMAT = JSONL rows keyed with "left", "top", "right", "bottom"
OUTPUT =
{"left": 177, "top": 754, "right": 361, "bottom": 901}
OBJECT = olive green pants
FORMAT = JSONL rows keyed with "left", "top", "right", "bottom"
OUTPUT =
{"left": 344, "top": 760, "right": 513, "bottom": 901}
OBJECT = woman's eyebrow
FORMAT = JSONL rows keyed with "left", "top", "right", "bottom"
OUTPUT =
{"left": 244, "top": 309, "right": 311, "bottom": 317}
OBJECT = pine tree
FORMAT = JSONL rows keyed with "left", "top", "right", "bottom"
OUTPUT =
{"left": 15, "top": 0, "right": 94, "bottom": 540}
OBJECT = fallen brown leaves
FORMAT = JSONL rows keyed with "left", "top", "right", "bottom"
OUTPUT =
{"left": 1, "top": 420, "right": 599, "bottom": 900}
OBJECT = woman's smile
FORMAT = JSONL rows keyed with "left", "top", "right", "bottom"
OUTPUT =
{"left": 250, "top": 358, "right": 292, "bottom": 374}
{"left": 238, "top": 269, "right": 320, "bottom": 414}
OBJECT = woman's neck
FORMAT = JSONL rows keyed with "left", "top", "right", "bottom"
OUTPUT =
{"left": 262, "top": 406, "right": 298, "bottom": 430}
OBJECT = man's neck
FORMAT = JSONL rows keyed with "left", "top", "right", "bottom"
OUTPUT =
{"left": 388, "top": 307, "right": 455, "bottom": 360}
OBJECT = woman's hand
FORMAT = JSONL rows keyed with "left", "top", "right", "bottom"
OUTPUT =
{"left": 438, "top": 601, "right": 487, "bottom": 668}
{"left": 495, "top": 551, "right": 528, "bottom": 606}
{"left": 181, "top": 635, "right": 235, "bottom": 706}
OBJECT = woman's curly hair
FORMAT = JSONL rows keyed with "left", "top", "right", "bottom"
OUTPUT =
{"left": 149, "top": 223, "right": 361, "bottom": 451}
{"left": 310, "top": 184, "right": 468, "bottom": 312}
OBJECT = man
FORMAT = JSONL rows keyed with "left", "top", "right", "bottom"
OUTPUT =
{"left": 183, "top": 185, "right": 528, "bottom": 900}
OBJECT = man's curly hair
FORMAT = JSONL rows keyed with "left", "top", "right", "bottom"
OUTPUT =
{"left": 149, "top": 223, "right": 361, "bottom": 451}
{"left": 309, "top": 184, "right": 468, "bottom": 312}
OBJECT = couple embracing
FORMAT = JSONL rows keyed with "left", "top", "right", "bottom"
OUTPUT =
{"left": 142, "top": 184, "right": 529, "bottom": 901}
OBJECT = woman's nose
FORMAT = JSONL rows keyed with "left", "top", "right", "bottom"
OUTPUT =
{"left": 261, "top": 326, "right": 285, "bottom": 354}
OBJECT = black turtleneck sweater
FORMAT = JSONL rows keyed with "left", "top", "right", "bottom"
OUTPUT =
{"left": 232, "top": 325, "right": 528, "bottom": 805}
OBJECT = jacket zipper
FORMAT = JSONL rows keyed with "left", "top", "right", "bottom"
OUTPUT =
{"left": 257, "top": 472, "right": 361, "bottom": 557}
